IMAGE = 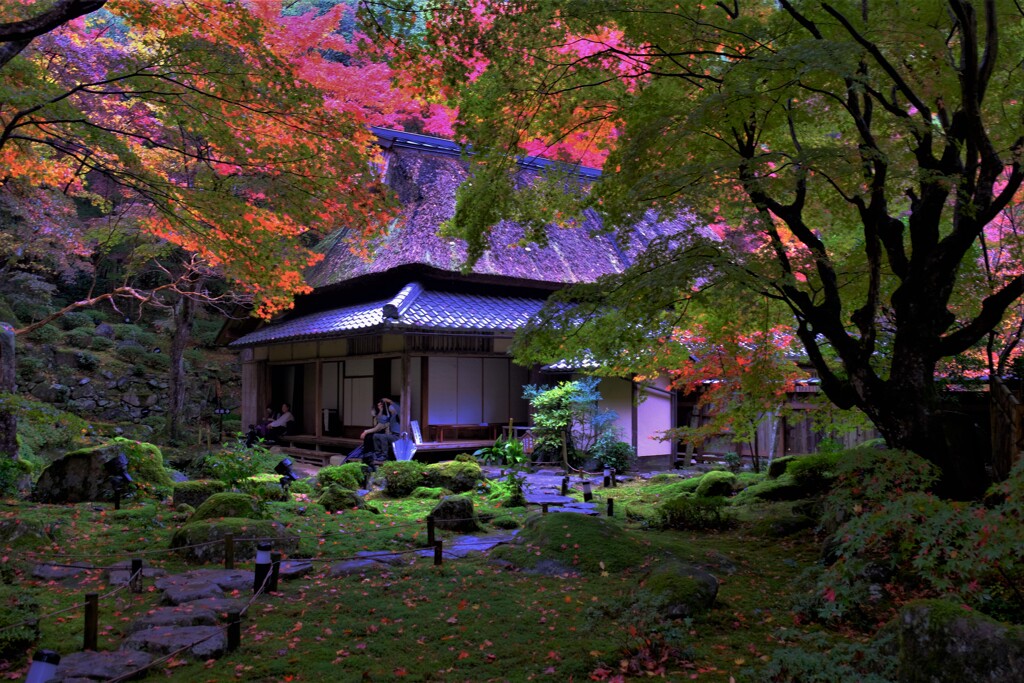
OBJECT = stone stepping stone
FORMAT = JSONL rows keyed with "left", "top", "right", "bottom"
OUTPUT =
{"left": 32, "top": 563, "right": 94, "bottom": 583}
{"left": 53, "top": 650, "right": 153, "bottom": 682}
{"left": 106, "top": 562, "right": 168, "bottom": 585}
{"left": 157, "top": 569, "right": 254, "bottom": 593}
{"left": 549, "top": 502, "right": 599, "bottom": 516}
{"left": 330, "top": 558, "right": 388, "bottom": 577}
{"left": 128, "top": 605, "right": 218, "bottom": 633}
{"left": 161, "top": 580, "right": 224, "bottom": 606}
{"left": 123, "top": 624, "right": 227, "bottom": 660}
{"left": 179, "top": 596, "right": 246, "bottom": 617}
{"left": 523, "top": 493, "right": 576, "bottom": 505}
{"left": 279, "top": 559, "right": 314, "bottom": 580}
{"left": 416, "top": 532, "right": 519, "bottom": 559}
{"left": 355, "top": 550, "right": 410, "bottom": 567}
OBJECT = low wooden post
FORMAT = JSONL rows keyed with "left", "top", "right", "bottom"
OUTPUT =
{"left": 541, "top": 503, "right": 548, "bottom": 515}
{"left": 224, "top": 534, "right": 235, "bottom": 570}
{"left": 269, "top": 552, "right": 282, "bottom": 592}
{"left": 130, "top": 558, "right": 143, "bottom": 593}
{"left": 84, "top": 593, "right": 99, "bottom": 651}
{"left": 426, "top": 515, "right": 435, "bottom": 546}
{"left": 607, "top": 498, "right": 614, "bottom": 517}
{"left": 227, "top": 611, "right": 241, "bottom": 652}
{"left": 434, "top": 540, "right": 443, "bottom": 566}
{"left": 610, "top": 468, "right": 617, "bottom": 487}
{"left": 560, "top": 476, "right": 569, "bottom": 496}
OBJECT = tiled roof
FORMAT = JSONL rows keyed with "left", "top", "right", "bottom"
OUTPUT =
{"left": 231, "top": 282, "right": 545, "bottom": 347}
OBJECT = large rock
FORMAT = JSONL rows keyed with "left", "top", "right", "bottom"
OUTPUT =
{"left": 122, "top": 625, "right": 227, "bottom": 660}
{"left": 430, "top": 496, "right": 483, "bottom": 532}
{"left": 172, "top": 479, "right": 227, "bottom": 509}
{"left": 33, "top": 438, "right": 172, "bottom": 503}
{"left": 53, "top": 650, "right": 153, "bottom": 681}
{"left": 423, "top": 460, "right": 485, "bottom": 493}
{"left": 888, "top": 600, "right": 1024, "bottom": 683}
{"left": 642, "top": 556, "right": 719, "bottom": 618}
{"left": 317, "top": 485, "right": 379, "bottom": 513}
{"left": 169, "top": 518, "right": 298, "bottom": 563}
{"left": 190, "top": 492, "right": 262, "bottom": 522}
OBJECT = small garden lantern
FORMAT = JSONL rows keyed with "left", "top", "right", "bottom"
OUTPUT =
{"left": 254, "top": 542, "right": 272, "bottom": 594}
{"left": 581, "top": 479, "right": 593, "bottom": 502}
{"left": 26, "top": 650, "right": 60, "bottom": 683}
{"left": 275, "top": 458, "right": 299, "bottom": 489}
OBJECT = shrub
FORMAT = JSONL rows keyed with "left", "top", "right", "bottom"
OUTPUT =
{"left": 143, "top": 351, "right": 169, "bottom": 369}
{"left": 65, "top": 327, "right": 93, "bottom": 349}
{"left": 116, "top": 344, "right": 146, "bottom": 364}
{"left": 317, "top": 463, "right": 367, "bottom": 491}
{"left": 0, "top": 394, "right": 91, "bottom": 462}
{"left": 90, "top": 335, "right": 114, "bottom": 352}
{"left": 695, "top": 470, "right": 736, "bottom": 497}
{"left": 288, "top": 480, "right": 313, "bottom": 495}
{"left": 201, "top": 437, "right": 278, "bottom": 488}
{"left": 27, "top": 324, "right": 61, "bottom": 344}
{"left": 0, "top": 457, "right": 31, "bottom": 496}
{"left": 59, "top": 312, "right": 93, "bottom": 331}
{"left": 787, "top": 452, "right": 842, "bottom": 491}
{"left": 172, "top": 480, "right": 227, "bottom": 509}
{"left": 379, "top": 460, "right": 426, "bottom": 497}
{"left": 75, "top": 351, "right": 99, "bottom": 370}
{"left": 594, "top": 440, "right": 636, "bottom": 473}
{"left": 490, "top": 515, "right": 521, "bottom": 529}
{"left": 657, "top": 495, "right": 730, "bottom": 530}
{"left": 0, "top": 585, "right": 39, "bottom": 659}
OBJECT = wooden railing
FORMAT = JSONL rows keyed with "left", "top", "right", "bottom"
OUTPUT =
{"left": 990, "top": 377, "right": 1024, "bottom": 481}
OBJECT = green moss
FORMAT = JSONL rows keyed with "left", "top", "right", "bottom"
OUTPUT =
{"left": 768, "top": 455, "right": 797, "bottom": 479}
{"left": 170, "top": 518, "right": 298, "bottom": 563}
{"left": 647, "top": 473, "right": 684, "bottom": 484}
{"left": 695, "top": 470, "right": 736, "bottom": 497}
{"left": 735, "top": 471, "right": 766, "bottom": 489}
{"left": 379, "top": 461, "right": 427, "bottom": 497}
{"left": 0, "top": 584, "right": 39, "bottom": 659}
{"left": 787, "top": 452, "right": 842, "bottom": 490}
{"left": 410, "top": 486, "right": 449, "bottom": 499}
{"left": 423, "top": 460, "right": 484, "bottom": 493}
{"left": 317, "top": 463, "right": 367, "bottom": 491}
{"left": 172, "top": 479, "right": 227, "bottom": 509}
{"left": 731, "top": 474, "right": 817, "bottom": 503}
{"left": 190, "top": 492, "right": 262, "bottom": 521}
{"left": 491, "top": 513, "right": 647, "bottom": 575}
{"left": 643, "top": 556, "right": 718, "bottom": 617}
{"left": 62, "top": 437, "right": 173, "bottom": 493}
{"left": 658, "top": 495, "right": 730, "bottom": 530}
{"left": 317, "top": 485, "right": 378, "bottom": 513}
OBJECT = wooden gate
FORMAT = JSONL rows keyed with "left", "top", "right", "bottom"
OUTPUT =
{"left": 990, "top": 377, "right": 1024, "bottom": 481}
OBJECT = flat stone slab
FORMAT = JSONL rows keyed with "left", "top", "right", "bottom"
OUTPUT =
{"left": 156, "top": 569, "right": 254, "bottom": 593}
{"left": 279, "top": 559, "right": 314, "bottom": 580}
{"left": 122, "top": 625, "right": 227, "bottom": 660}
{"left": 330, "top": 558, "right": 387, "bottom": 577}
{"left": 524, "top": 493, "right": 576, "bottom": 505}
{"left": 32, "top": 562, "right": 94, "bottom": 582}
{"left": 53, "top": 650, "right": 153, "bottom": 681}
{"left": 161, "top": 580, "right": 224, "bottom": 605}
{"left": 549, "top": 504, "right": 599, "bottom": 516}
{"left": 355, "top": 550, "right": 410, "bottom": 567}
{"left": 179, "top": 596, "right": 246, "bottom": 617}
{"left": 128, "top": 605, "right": 218, "bottom": 633}
{"left": 106, "top": 564, "right": 168, "bottom": 585}
{"left": 416, "top": 532, "right": 519, "bottom": 559}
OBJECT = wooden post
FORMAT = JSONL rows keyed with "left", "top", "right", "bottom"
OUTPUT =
{"left": 426, "top": 515, "right": 435, "bottom": 546}
{"left": 541, "top": 503, "right": 548, "bottom": 515}
{"left": 84, "top": 593, "right": 99, "bottom": 650}
{"left": 269, "top": 552, "right": 282, "bottom": 592}
{"left": 607, "top": 498, "right": 614, "bottom": 517}
{"left": 434, "top": 540, "right": 443, "bottom": 566}
{"left": 224, "top": 534, "right": 235, "bottom": 570}
{"left": 130, "top": 558, "right": 143, "bottom": 593}
{"left": 227, "top": 612, "right": 241, "bottom": 652}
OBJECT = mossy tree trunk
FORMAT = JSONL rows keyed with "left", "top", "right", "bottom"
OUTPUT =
{"left": 0, "top": 324, "right": 15, "bottom": 459}
{"left": 167, "top": 287, "right": 197, "bottom": 443}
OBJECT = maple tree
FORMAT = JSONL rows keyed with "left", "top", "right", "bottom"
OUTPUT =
{"left": 370, "top": 0, "right": 1024, "bottom": 494}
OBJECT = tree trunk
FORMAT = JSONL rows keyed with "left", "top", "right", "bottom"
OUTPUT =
{"left": 0, "top": 324, "right": 16, "bottom": 459}
{"left": 166, "top": 291, "right": 197, "bottom": 443}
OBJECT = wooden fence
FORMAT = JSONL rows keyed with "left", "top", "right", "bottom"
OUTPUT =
{"left": 990, "top": 377, "right": 1024, "bottom": 481}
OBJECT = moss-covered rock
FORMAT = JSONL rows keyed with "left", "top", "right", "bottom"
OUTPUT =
{"left": 0, "top": 584, "right": 39, "bottom": 659}
{"left": 169, "top": 518, "right": 298, "bottom": 564}
{"left": 410, "top": 486, "right": 449, "bottom": 499}
{"left": 423, "top": 460, "right": 484, "bottom": 493}
{"left": 658, "top": 494, "right": 730, "bottom": 530}
{"left": 767, "top": 455, "right": 797, "bottom": 479}
{"left": 190, "top": 492, "right": 262, "bottom": 522}
{"left": 731, "top": 474, "right": 818, "bottom": 503}
{"left": 492, "top": 513, "right": 647, "bottom": 575}
{"left": 642, "top": 556, "right": 719, "bottom": 618}
{"left": 379, "top": 461, "right": 427, "bottom": 497}
{"left": 172, "top": 480, "right": 227, "bottom": 509}
{"left": 429, "top": 495, "right": 482, "bottom": 532}
{"left": 316, "top": 485, "right": 378, "bottom": 514}
{"left": 33, "top": 438, "right": 172, "bottom": 503}
{"left": 695, "top": 470, "right": 736, "bottom": 497}
{"left": 887, "top": 599, "right": 1024, "bottom": 683}
{"left": 316, "top": 463, "right": 367, "bottom": 491}
{"left": 0, "top": 518, "right": 51, "bottom": 551}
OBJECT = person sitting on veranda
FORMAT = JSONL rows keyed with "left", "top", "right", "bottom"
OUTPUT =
{"left": 359, "top": 401, "right": 388, "bottom": 452}
{"left": 265, "top": 403, "right": 294, "bottom": 442}
{"left": 371, "top": 397, "right": 401, "bottom": 460}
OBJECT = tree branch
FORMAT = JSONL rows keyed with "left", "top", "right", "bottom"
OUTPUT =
{"left": 0, "top": 0, "right": 106, "bottom": 69}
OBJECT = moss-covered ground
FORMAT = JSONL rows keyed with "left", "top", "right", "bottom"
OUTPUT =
{"left": 0, "top": 475, "right": 861, "bottom": 682}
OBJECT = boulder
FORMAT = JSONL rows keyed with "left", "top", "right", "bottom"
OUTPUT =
{"left": 0, "top": 518, "right": 51, "bottom": 550}
{"left": 888, "top": 599, "right": 1024, "bottom": 683}
{"left": 190, "top": 492, "right": 262, "bottom": 521}
{"left": 53, "top": 650, "right": 153, "bottom": 681}
{"left": 423, "top": 460, "right": 485, "bottom": 493}
{"left": 695, "top": 470, "right": 736, "bottom": 497}
{"left": 430, "top": 495, "right": 483, "bottom": 532}
{"left": 33, "top": 438, "right": 172, "bottom": 503}
{"left": 173, "top": 480, "right": 228, "bottom": 509}
{"left": 642, "top": 556, "right": 719, "bottom": 618}
{"left": 127, "top": 605, "right": 218, "bottom": 633}
{"left": 316, "top": 485, "right": 379, "bottom": 514}
{"left": 169, "top": 518, "right": 298, "bottom": 564}
{"left": 123, "top": 625, "right": 226, "bottom": 660}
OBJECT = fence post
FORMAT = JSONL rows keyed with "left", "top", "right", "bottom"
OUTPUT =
{"left": 224, "top": 534, "right": 235, "bottom": 570}
{"left": 541, "top": 503, "right": 548, "bottom": 515}
{"left": 130, "top": 558, "right": 143, "bottom": 593}
{"left": 426, "top": 515, "right": 435, "bottom": 546}
{"left": 607, "top": 498, "right": 614, "bottom": 517}
{"left": 253, "top": 542, "right": 272, "bottom": 594}
{"left": 560, "top": 476, "right": 569, "bottom": 496}
{"left": 84, "top": 593, "right": 99, "bottom": 651}
{"left": 269, "top": 552, "right": 282, "bottom": 592}
{"left": 227, "top": 612, "right": 241, "bottom": 652}
{"left": 610, "top": 468, "right": 617, "bottom": 487}
{"left": 433, "top": 540, "right": 443, "bottom": 566}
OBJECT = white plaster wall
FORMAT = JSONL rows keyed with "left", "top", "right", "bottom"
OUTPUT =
{"left": 599, "top": 377, "right": 634, "bottom": 445}
{"left": 637, "top": 381, "right": 673, "bottom": 457}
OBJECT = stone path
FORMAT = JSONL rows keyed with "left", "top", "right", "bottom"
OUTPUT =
{"left": 37, "top": 533, "right": 517, "bottom": 681}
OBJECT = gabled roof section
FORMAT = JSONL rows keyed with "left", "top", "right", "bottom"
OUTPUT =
{"left": 230, "top": 281, "right": 545, "bottom": 347}
{"left": 304, "top": 128, "right": 705, "bottom": 291}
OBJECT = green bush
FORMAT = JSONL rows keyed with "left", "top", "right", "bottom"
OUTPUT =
{"left": 0, "top": 584, "right": 39, "bottom": 659}
{"left": 317, "top": 484, "right": 377, "bottom": 513}
{"left": 787, "top": 452, "right": 842, "bottom": 491}
{"left": 65, "top": 327, "right": 93, "bottom": 349}
{"left": 657, "top": 495, "right": 730, "bottom": 530}
{"left": 379, "top": 460, "right": 427, "bottom": 497}
{"left": 192, "top": 317, "right": 223, "bottom": 347}
{"left": 200, "top": 437, "right": 278, "bottom": 488}
{"left": 695, "top": 470, "right": 736, "bottom": 497}
{"left": 116, "top": 344, "right": 146, "bottom": 364}
{"left": 593, "top": 440, "right": 636, "bottom": 473}
{"left": 490, "top": 514, "right": 521, "bottom": 529}
{"left": 172, "top": 479, "right": 227, "bottom": 509}
{"left": 317, "top": 463, "right": 367, "bottom": 491}
{"left": 91, "top": 335, "right": 114, "bottom": 352}
{"left": 0, "top": 457, "right": 31, "bottom": 496}
{"left": 59, "top": 312, "right": 93, "bottom": 330}
{"left": 422, "top": 460, "right": 484, "bottom": 492}
{"left": 75, "top": 351, "right": 99, "bottom": 370}
{"left": 0, "top": 394, "right": 91, "bottom": 462}
{"left": 410, "top": 486, "right": 449, "bottom": 499}
{"left": 288, "top": 480, "right": 314, "bottom": 495}
{"left": 143, "top": 351, "right": 169, "bottom": 369}
{"left": 27, "top": 324, "right": 61, "bottom": 344}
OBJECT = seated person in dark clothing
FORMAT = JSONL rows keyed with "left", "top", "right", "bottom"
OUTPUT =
{"left": 372, "top": 397, "right": 401, "bottom": 459}
{"left": 265, "top": 402, "right": 294, "bottom": 442}
{"left": 359, "top": 401, "right": 388, "bottom": 453}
